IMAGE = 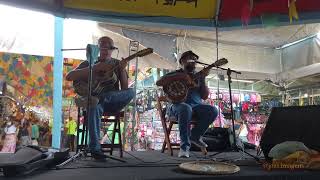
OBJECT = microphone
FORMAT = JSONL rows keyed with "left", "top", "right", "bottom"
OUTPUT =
{"left": 100, "top": 46, "right": 118, "bottom": 50}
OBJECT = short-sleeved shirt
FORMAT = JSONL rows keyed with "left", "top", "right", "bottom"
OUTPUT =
{"left": 66, "top": 120, "right": 77, "bottom": 135}
{"left": 75, "top": 58, "right": 121, "bottom": 92}
{"left": 31, "top": 124, "right": 39, "bottom": 139}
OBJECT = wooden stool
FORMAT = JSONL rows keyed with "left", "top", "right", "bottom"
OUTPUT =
{"left": 101, "top": 112, "right": 124, "bottom": 157}
{"left": 156, "top": 96, "right": 196, "bottom": 156}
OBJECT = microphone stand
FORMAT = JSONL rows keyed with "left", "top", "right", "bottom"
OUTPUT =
{"left": 56, "top": 46, "right": 94, "bottom": 168}
{"left": 208, "top": 66, "right": 260, "bottom": 162}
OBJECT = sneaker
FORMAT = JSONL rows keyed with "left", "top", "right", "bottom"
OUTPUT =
{"left": 199, "top": 137, "right": 208, "bottom": 148}
{"left": 178, "top": 148, "right": 190, "bottom": 158}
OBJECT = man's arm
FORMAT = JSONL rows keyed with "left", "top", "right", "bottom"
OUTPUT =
{"left": 199, "top": 77, "right": 209, "bottom": 100}
{"left": 66, "top": 61, "right": 111, "bottom": 81}
{"left": 156, "top": 76, "right": 167, "bottom": 86}
{"left": 119, "top": 68, "right": 129, "bottom": 90}
{"left": 66, "top": 62, "right": 90, "bottom": 81}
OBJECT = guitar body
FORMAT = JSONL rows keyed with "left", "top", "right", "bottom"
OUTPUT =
{"left": 162, "top": 72, "right": 193, "bottom": 103}
{"left": 72, "top": 47, "right": 154, "bottom": 98}
{"left": 73, "top": 65, "right": 118, "bottom": 97}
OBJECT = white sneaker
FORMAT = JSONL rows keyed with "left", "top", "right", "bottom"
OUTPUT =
{"left": 178, "top": 148, "right": 190, "bottom": 158}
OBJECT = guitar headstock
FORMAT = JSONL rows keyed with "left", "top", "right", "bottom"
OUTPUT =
{"left": 214, "top": 58, "right": 228, "bottom": 67}
{"left": 136, "top": 48, "right": 153, "bottom": 57}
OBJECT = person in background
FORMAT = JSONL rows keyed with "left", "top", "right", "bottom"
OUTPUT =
{"left": 39, "top": 120, "right": 50, "bottom": 147}
{"left": 1, "top": 117, "right": 18, "bottom": 152}
{"left": 65, "top": 117, "right": 77, "bottom": 151}
{"left": 31, "top": 118, "right": 40, "bottom": 146}
{"left": 18, "top": 117, "right": 32, "bottom": 146}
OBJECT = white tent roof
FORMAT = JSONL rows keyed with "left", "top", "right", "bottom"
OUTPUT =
{"left": 99, "top": 22, "right": 320, "bottom": 48}
{"left": 99, "top": 22, "right": 320, "bottom": 82}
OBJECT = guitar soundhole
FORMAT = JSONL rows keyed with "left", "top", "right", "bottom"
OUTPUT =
{"left": 167, "top": 81, "right": 187, "bottom": 97}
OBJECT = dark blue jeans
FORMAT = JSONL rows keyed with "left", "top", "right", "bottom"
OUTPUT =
{"left": 170, "top": 103, "right": 218, "bottom": 151}
{"left": 88, "top": 88, "right": 134, "bottom": 152}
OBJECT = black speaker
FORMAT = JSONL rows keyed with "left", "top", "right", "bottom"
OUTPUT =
{"left": 260, "top": 105, "right": 320, "bottom": 160}
{"left": 190, "top": 128, "right": 231, "bottom": 151}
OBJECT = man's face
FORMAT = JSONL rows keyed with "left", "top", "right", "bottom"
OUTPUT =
{"left": 181, "top": 56, "right": 196, "bottom": 73}
{"left": 99, "top": 37, "right": 115, "bottom": 60}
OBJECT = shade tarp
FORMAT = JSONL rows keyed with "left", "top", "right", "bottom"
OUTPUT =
{"left": 281, "top": 36, "right": 320, "bottom": 71}
{"left": 122, "top": 29, "right": 177, "bottom": 64}
{"left": 177, "top": 37, "right": 281, "bottom": 74}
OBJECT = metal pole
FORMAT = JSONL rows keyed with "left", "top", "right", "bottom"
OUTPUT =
{"left": 129, "top": 41, "right": 139, "bottom": 151}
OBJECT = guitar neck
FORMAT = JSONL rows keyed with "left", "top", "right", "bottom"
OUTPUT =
{"left": 122, "top": 53, "right": 138, "bottom": 64}
{"left": 194, "top": 62, "right": 218, "bottom": 78}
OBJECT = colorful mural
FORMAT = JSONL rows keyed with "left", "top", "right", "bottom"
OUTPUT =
{"left": 0, "top": 52, "right": 80, "bottom": 108}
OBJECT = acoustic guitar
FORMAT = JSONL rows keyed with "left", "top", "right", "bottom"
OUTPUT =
{"left": 73, "top": 48, "right": 153, "bottom": 98}
{"left": 160, "top": 58, "right": 228, "bottom": 103}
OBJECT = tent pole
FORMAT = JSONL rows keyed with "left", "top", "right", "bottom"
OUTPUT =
{"left": 214, "top": 1, "right": 222, "bottom": 127}
{"left": 130, "top": 41, "right": 139, "bottom": 151}
{"left": 52, "top": 16, "right": 64, "bottom": 149}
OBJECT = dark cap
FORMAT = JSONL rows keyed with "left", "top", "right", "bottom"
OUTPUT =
{"left": 179, "top": 50, "right": 199, "bottom": 64}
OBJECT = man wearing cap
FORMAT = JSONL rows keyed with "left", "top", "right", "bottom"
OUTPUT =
{"left": 157, "top": 51, "right": 218, "bottom": 158}
{"left": 66, "top": 36, "right": 134, "bottom": 160}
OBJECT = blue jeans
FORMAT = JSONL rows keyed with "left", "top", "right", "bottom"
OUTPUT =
{"left": 170, "top": 103, "right": 218, "bottom": 151}
{"left": 88, "top": 88, "right": 134, "bottom": 152}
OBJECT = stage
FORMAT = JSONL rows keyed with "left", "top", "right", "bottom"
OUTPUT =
{"left": 1, "top": 150, "right": 319, "bottom": 180}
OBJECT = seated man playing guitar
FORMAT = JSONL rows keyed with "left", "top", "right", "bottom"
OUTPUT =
{"left": 156, "top": 51, "right": 218, "bottom": 158}
{"left": 66, "top": 36, "right": 134, "bottom": 160}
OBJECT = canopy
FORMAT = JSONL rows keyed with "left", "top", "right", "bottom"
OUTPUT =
{"left": 2, "top": 0, "right": 320, "bottom": 29}
{"left": 99, "top": 22, "right": 320, "bottom": 82}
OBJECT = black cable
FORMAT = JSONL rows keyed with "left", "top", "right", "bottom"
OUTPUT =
{"left": 50, "top": 162, "right": 181, "bottom": 171}
{"left": 123, "top": 150, "right": 166, "bottom": 164}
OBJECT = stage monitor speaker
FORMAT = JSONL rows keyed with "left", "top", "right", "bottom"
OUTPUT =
{"left": 260, "top": 105, "right": 320, "bottom": 160}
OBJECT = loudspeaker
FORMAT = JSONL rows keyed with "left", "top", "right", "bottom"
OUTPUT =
{"left": 190, "top": 128, "right": 231, "bottom": 151}
{"left": 260, "top": 105, "right": 320, "bottom": 160}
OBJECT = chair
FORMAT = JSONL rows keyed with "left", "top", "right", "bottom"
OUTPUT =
{"left": 75, "top": 108, "right": 124, "bottom": 157}
{"left": 101, "top": 112, "right": 124, "bottom": 157}
{"left": 156, "top": 96, "right": 196, "bottom": 156}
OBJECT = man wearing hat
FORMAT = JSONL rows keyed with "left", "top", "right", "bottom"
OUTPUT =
{"left": 66, "top": 36, "right": 134, "bottom": 160}
{"left": 157, "top": 51, "right": 218, "bottom": 158}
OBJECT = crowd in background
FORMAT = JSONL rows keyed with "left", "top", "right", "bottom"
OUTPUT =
{"left": 0, "top": 111, "right": 51, "bottom": 152}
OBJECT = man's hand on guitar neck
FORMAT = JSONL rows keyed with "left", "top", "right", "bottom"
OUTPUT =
{"left": 120, "top": 58, "right": 128, "bottom": 70}
{"left": 200, "top": 68, "right": 210, "bottom": 78}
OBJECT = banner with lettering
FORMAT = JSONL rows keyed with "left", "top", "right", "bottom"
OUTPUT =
{"left": 63, "top": 0, "right": 217, "bottom": 19}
